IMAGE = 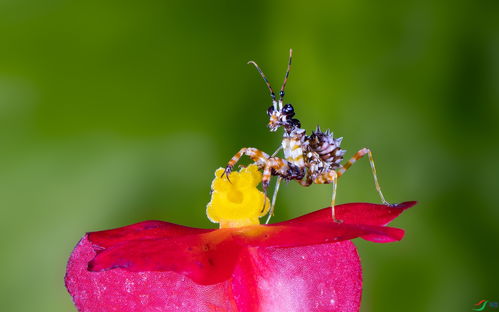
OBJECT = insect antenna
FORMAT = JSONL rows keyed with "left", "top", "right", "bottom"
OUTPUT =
{"left": 248, "top": 60, "right": 277, "bottom": 102}
{"left": 279, "top": 48, "right": 293, "bottom": 102}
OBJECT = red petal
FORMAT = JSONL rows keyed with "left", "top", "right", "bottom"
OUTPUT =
{"left": 66, "top": 236, "right": 239, "bottom": 312}
{"left": 278, "top": 201, "right": 416, "bottom": 227}
{"left": 88, "top": 220, "right": 212, "bottom": 248}
{"left": 233, "top": 222, "right": 404, "bottom": 247}
{"left": 88, "top": 229, "right": 242, "bottom": 285}
{"left": 87, "top": 221, "right": 403, "bottom": 286}
{"left": 231, "top": 241, "right": 362, "bottom": 312}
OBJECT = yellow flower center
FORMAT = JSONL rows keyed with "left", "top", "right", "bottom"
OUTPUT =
{"left": 206, "top": 165, "right": 270, "bottom": 228}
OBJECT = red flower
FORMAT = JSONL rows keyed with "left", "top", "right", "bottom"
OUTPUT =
{"left": 65, "top": 201, "right": 415, "bottom": 312}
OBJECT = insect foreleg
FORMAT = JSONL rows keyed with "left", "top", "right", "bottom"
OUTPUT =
{"left": 223, "top": 147, "right": 270, "bottom": 178}
{"left": 261, "top": 157, "right": 290, "bottom": 189}
{"left": 337, "top": 148, "right": 390, "bottom": 205}
{"left": 261, "top": 160, "right": 273, "bottom": 191}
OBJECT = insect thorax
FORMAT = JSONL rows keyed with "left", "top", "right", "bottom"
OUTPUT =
{"left": 282, "top": 129, "right": 306, "bottom": 167}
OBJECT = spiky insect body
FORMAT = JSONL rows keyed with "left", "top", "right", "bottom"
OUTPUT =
{"left": 223, "top": 49, "right": 391, "bottom": 223}
{"left": 270, "top": 125, "right": 345, "bottom": 184}
{"left": 307, "top": 127, "right": 345, "bottom": 177}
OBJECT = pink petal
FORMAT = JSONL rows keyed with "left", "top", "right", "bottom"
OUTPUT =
{"left": 231, "top": 241, "right": 362, "bottom": 312}
{"left": 66, "top": 236, "right": 362, "bottom": 311}
{"left": 278, "top": 201, "right": 416, "bottom": 226}
{"left": 68, "top": 202, "right": 414, "bottom": 310}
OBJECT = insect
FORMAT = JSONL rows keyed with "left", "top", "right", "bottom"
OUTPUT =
{"left": 222, "top": 49, "right": 391, "bottom": 223}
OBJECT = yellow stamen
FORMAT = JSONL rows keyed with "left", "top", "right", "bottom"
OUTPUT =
{"left": 206, "top": 165, "right": 270, "bottom": 228}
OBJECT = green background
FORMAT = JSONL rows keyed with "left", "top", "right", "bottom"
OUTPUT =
{"left": 1, "top": 0, "right": 497, "bottom": 311}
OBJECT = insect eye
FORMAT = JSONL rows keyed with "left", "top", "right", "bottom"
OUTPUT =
{"left": 267, "top": 105, "right": 275, "bottom": 116}
{"left": 282, "top": 104, "right": 295, "bottom": 117}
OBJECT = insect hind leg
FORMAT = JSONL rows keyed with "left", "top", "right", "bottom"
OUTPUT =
{"left": 337, "top": 148, "right": 390, "bottom": 205}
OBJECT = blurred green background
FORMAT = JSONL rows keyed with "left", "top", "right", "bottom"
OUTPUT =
{"left": 0, "top": 0, "right": 497, "bottom": 311}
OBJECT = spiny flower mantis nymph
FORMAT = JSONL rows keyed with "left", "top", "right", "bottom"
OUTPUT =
{"left": 222, "top": 49, "right": 392, "bottom": 223}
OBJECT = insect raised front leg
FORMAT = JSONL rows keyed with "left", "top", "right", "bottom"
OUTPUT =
{"left": 222, "top": 147, "right": 270, "bottom": 180}
{"left": 336, "top": 147, "right": 391, "bottom": 206}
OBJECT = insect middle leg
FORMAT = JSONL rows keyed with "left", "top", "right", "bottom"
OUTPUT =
{"left": 261, "top": 157, "right": 295, "bottom": 223}
{"left": 336, "top": 147, "right": 390, "bottom": 205}
{"left": 265, "top": 177, "right": 282, "bottom": 224}
{"left": 309, "top": 171, "right": 340, "bottom": 223}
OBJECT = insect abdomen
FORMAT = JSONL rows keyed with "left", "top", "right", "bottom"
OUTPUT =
{"left": 308, "top": 128, "right": 346, "bottom": 169}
